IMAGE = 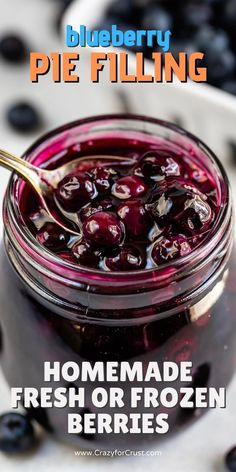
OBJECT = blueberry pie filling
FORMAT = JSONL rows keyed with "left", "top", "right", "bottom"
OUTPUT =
{"left": 25, "top": 138, "right": 218, "bottom": 272}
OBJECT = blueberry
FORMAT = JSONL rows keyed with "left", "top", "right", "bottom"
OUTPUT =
{"left": 170, "top": 39, "right": 196, "bottom": 60}
{"left": 79, "top": 199, "right": 113, "bottom": 223}
{"left": 0, "top": 412, "right": 35, "bottom": 454}
{"left": 117, "top": 199, "right": 152, "bottom": 238}
{"left": 180, "top": 197, "right": 213, "bottom": 235}
{"left": 221, "top": 0, "right": 236, "bottom": 53}
{"left": 104, "top": 246, "right": 144, "bottom": 271}
{"left": 112, "top": 175, "right": 148, "bottom": 199}
{"left": 225, "top": 446, "right": 236, "bottom": 471}
{"left": 89, "top": 166, "right": 117, "bottom": 194}
{"left": 151, "top": 236, "right": 191, "bottom": 265}
{"left": 147, "top": 180, "right": 213, "bottom": 235}
{"left": 204, "top": 47, "right": 235, "bottom": 85}
{"left": 107, "top": 0, "right": 136, "bottom": 22}
{"left": 72, "top": 241, "right": 100, "bottom": 267}
{"left": 7, "top": 102, "right": 41, "bottom": 133}
{"left": 195, "top": 26, "right": 229, "bottom": 53}
{"left": 56, "top": 173, "right": 97, "bottom": 212}
{"left": 96, "top": 17, "right": 117, "bottom": 32}
{"left": 222, "top": 79, "right": 236, "bottom": 95}
{"left": 180, "top": 2, "right": 212, "bottom": 29}
{"left": 55, "top": 0, "right": 75, "bottom": 32}
{"left": 36, "top": 222, "right": 69, "bottom": 251}
{"left": 223, "top": 0, "right": 236, "bottom": 29}
{"left": 0, "top": 34, "right": 27, "bottom": 62}
{"left": 136, "top": 151, "right": 181, "bottom": 181}
{"left": 142, "top": 6, "right": 173, "bottom": 31}
{"left": 146, "top": 193, "right": 173, "bottom": 229}
{"left": 83, "top": 212, "right": 125, "bottom": 248}
{"left": 194, "top": 26, "right": 235, "bottom": 86}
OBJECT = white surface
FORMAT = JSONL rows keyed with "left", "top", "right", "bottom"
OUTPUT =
{"left": 0, "top": 1, "right": 236, "bottom": 471}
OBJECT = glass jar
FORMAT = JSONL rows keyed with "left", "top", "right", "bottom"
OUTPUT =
{"left": 0, "top": 115, "right": 235, "bottom": 451}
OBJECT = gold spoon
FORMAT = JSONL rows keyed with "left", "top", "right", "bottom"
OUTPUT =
{"left": 0, "top": 149, "right": 134, "bottom": 236}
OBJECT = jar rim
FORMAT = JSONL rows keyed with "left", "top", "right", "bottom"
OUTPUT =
{"left": 3, "top": 114, "right": 232, "bottom": 291}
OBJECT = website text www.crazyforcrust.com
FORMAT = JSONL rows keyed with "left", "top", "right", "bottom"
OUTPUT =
{"left": 74, "top": 449, "right": 162, "bottom": 457}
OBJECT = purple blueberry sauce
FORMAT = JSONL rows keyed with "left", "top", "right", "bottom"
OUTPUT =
{"left": 23, "top": 137, "right": 218, "bottom": 272}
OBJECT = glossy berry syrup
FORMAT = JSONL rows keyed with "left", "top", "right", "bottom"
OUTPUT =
{"left": 0, "top": 117, "right": 235, "bottom": 452}
{"left": 24, "top": 139, "right": 218, "bottom": 272}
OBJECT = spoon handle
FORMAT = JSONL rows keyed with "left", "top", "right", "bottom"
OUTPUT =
{"left": 0, "top": 148, "right": 81, "bottom": 236}
{"left": 0, "top": 149, "right": 49, "bottom": 195}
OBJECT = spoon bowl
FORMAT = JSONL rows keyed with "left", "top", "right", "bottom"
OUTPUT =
{"left": 0, "top": 149, "right": 134, "bottom": 236}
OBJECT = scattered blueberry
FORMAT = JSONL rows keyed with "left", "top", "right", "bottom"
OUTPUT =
{"left": 170, "top": 39, "right": 196, "bottom": 62}
{"left": 7, "top": 102, "right": 41, "bottom": 133}
{"left": 225, "top": 446, "right": 236, "bottom": 472}
{"left": 100, "top": 0, "right": 236, "bottom": 95}
{"left": 204, "top": 47, "right": 235, "bottom": 85}
{"left": 0, "top": 34, "right": 27, "bottom": 63}
{"left": 195, "top": 26, "right": 229, "bottom": 53}
{"left": 55, "top": 0, "right": 75, "bottom": 32}
{"left": 222, "top": 80, "right": 236, "bottom": 95}
{"left": 223, "top": 0, "right": 236, "bottom": 30}
{"left": 0, "top": 412, "right": 35, "bottom": 454}
{"left": 107, "top": 0, "right": 137, "bottom": 23}
{"left": 181, "top": 2, "right": 212, "bottom": 29}
{"left": 142, "top": 6, "right": 173, "bottom": 31}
